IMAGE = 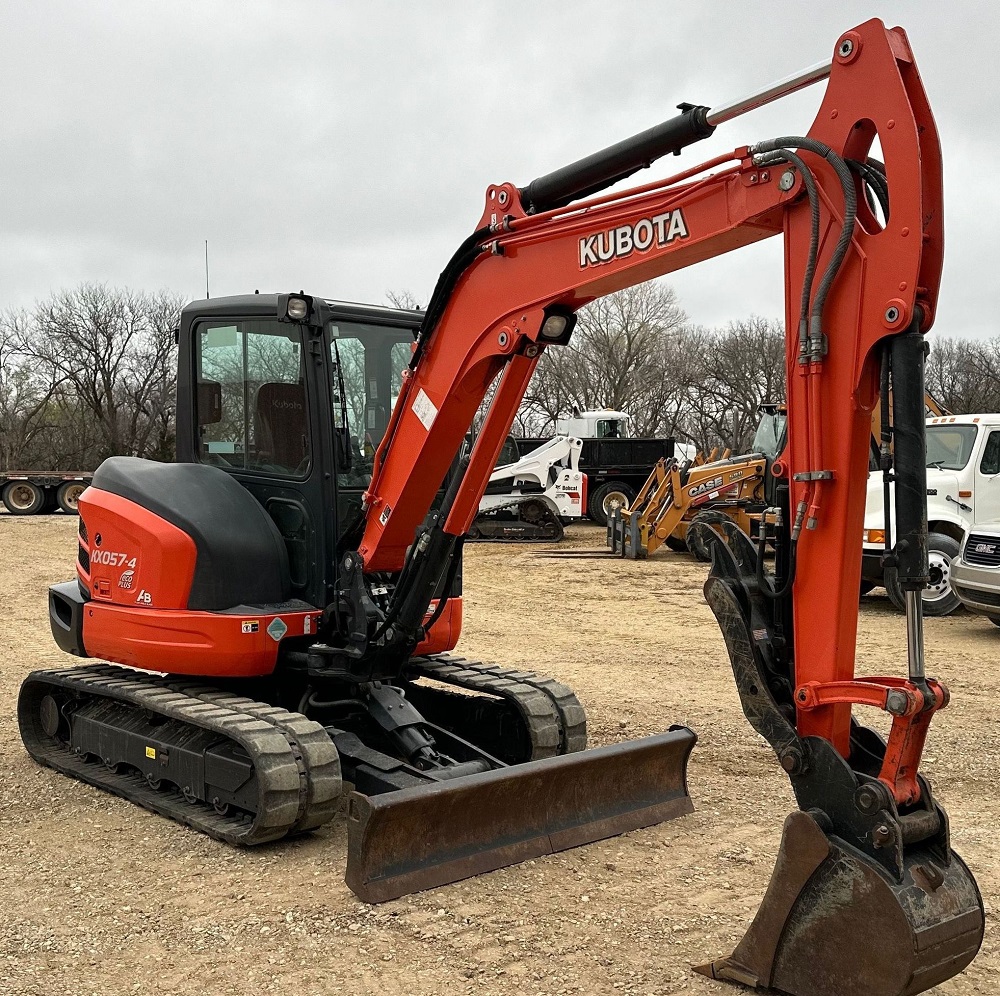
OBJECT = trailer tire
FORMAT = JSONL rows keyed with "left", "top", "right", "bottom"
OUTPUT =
{"left": 56, "top": 481, "right": 87, "bottom": 515}
{"left": 2, "top": 481, "right": 45, "bottom": 515}
{"left": 884, "top": 531, "right": 961, "bottom": 616}
{"left": 859, "top": 581, "right": 876, "bottom": 596}
{"left": 589, "top": 481, "right": 635, "bottom": 527}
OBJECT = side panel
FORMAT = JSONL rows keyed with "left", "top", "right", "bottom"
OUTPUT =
{"left": 81, "top": 604, "right": 317, "bottom": 677}
{"left": 415, "top": 597, "right": 463, "bottom": 656}
{"left": 78, "top": 489, "right": 197, "bottom": 609}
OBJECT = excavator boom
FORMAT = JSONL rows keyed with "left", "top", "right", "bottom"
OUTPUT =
{"left": 344, "top": 17, "right": 981, "bottom": 994}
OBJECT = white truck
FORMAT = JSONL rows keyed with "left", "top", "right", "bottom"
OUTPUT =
{"left": 861, "top": 413, "right": 1000, "bottom": 614}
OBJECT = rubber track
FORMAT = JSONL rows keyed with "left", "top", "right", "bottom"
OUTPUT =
{"left": 19, "top": 664, "right": 339, "bottom": 844}
{"left": 167, "top": 683, "right": 342, "bottom": 834}
{"left": 470, "top": 499, "right": 564, "bottom": 543}
{"left": 405, "top": 655, "right": 587, "bottom": 757}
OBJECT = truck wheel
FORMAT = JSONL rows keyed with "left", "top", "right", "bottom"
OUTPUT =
{"left": 884, "top": 532, "right": 961, "bottom": 616}
{"left": 2, "top": 481, "right": 45, "bottom": 515}
{"left": 588, "top": 481, "right": 635, "bottom": 527}
{"left": 56, "top": 481, "right": 87, "bottom": 514}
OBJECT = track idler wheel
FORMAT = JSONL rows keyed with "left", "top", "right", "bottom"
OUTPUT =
{"left": 695, "top": 810, "right": 984, "bottom": 996}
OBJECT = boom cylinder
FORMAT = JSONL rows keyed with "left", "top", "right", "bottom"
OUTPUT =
{"left": 519, "top": 104, "right": 715, "bottom": 214}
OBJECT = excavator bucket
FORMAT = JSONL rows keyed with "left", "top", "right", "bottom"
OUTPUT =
{"left": 695, "top": 809, "right": 984, "bottom": 996}
{"left": 345, "top": 726, "right": 696, "bottom": 903}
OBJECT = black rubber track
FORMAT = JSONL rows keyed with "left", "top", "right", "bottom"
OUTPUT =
{"left": 404, "top": 655, "right": 587, "bottom": 757}
{"left": 18, "top": 665, "right": 341, "bottom": 845}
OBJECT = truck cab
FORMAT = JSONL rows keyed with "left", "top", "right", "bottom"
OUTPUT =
{"left": 556, "top": 409, "right": 630, "bottom": 439}
{"left": 861, "top": 413, "right": 1000, "bottom": 614}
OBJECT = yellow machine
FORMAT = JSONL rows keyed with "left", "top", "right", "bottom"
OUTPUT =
{"left": 608, "top": 451, "right": 768, "bottom": 559}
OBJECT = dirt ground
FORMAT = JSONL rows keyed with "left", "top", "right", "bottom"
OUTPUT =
{"left": 0, "top": 515, "right": 994, "bottom": 996}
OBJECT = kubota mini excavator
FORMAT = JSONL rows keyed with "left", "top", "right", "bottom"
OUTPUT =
{"left": 19, "top": 19, "right": 983, "bottom": 995}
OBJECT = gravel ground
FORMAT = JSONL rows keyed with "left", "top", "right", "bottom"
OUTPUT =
{"left": 0, "top": 515, "right": 994, "bottom": 995}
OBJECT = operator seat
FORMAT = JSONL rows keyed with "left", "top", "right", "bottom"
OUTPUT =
{"left": 255, "top": 382, "right": 309, "bottom": 472}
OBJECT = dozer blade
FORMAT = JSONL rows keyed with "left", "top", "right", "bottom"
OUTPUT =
{"left": 695, "top": 810, "right": 984, "bottom": 996}
{"left": 345, "top": 726, "right": 695, "bottom": 903}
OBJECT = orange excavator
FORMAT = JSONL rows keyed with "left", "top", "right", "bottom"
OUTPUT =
{"left": 19, "top": 20, "right": 983, "bottom": 995}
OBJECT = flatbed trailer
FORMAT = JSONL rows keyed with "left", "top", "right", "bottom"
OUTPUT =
{"left": 0, "top": 472, "right": 92, "bottom": 515}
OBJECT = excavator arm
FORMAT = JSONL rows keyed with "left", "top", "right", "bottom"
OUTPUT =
{"left": 339, "top": 19, "right": 982, "bottom": 995}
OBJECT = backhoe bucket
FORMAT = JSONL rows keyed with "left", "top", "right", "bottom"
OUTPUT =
{"left": 345, "top": 726, "right": 695, "bottom": 903}
{"left": 695, "top": 810, "right": 984, "bottom": 996}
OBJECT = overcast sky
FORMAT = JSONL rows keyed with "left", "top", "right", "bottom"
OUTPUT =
{"left": 2, "top": 1, "right": 998, "bottom": 337}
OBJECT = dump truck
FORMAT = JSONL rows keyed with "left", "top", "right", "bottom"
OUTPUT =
{"left": 19, "top": 20, "right": 982, "bottom": 996}
{"left": 516, "top": 410, "right": 678, "bottom": 525}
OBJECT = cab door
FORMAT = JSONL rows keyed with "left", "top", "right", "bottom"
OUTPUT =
{"left": 974, "top": 428, "right": 1000, "bottom": 524}
{"left": 192, "top": 316, "right": 335, "bottom": 609}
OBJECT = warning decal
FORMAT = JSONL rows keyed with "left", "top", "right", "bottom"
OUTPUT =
{"left": 412, "top": 388, "right": 438, "bottom": 431}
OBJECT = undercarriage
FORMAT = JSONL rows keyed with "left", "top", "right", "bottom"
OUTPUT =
{"left": 19, "top": 655, "right": 695, "bottom": 902}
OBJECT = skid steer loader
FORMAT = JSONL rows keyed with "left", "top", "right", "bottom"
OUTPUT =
{"left": 472, "top": 434, "right": 585, "bottom": 541}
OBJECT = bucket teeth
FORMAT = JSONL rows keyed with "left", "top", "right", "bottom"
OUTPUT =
{"left": 695, "top": 810, "right": 985, "bottom": 996}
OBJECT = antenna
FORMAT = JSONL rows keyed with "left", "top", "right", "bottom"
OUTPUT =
{"left": 204, "top": 240, "right": 210, "bottom": 299}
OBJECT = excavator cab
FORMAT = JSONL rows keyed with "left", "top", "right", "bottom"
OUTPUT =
{"left": 177, "top": 295, "right": 424, "bottom": 608}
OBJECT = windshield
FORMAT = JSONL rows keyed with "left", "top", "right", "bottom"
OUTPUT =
{"left": 329, "top": 321, "right": 417, "bottom": 490}
{"left": 925, "top": 424, "right": 979, "bottom": 470}
{"left": 752, "top": 412, "right": 787, "bottom": 460}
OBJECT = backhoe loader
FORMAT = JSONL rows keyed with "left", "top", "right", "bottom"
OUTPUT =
{"left": 19, "top": 19, "right": 982, "bottom": 995}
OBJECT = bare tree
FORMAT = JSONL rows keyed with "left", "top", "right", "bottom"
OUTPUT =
{"left": 524, "top": 282, "right": 693, "bottom": 435}
{"left": 683, "top": 316, "right": 786, "bottom": 453}
{"left": 0, "top": 322, "right": 65, "bottom": 469}
{"left": 926, "top": 337, "right": 1000, "bottom": 415}
{"left": 5, "top": 284, "right": 183, "bottom": 466}
{"left": 385, "top": 289, "right": 422, "bottom": 311}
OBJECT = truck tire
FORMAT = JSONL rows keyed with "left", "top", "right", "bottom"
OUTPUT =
{"left": 884, "top": 531, "right": 961, "bottom": 616}
{"left": 56, "top": 481, "right": 87, "bottom": 514}
{"left": 2, "top": 481, "right": 45, "bottom": 516}
{"left": 588, "top": 481, "right": 635, "bottom": 527}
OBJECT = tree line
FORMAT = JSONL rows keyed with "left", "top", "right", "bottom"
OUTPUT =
{"left": 2, "top": 281, "right": 999, "bottom": 471}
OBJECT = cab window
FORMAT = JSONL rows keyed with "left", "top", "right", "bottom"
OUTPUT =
{"left": 980, "top": 431, "right": 1000, "bottom": 476}
{"left": 195, "top": 320, "right": 309, "bottom": 478}
{"left": 926, "top": 425, "right": 979, "bottom": 471}
{"left": 596, "top": 419, "right": 623, "bottom": 438}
